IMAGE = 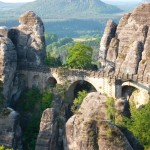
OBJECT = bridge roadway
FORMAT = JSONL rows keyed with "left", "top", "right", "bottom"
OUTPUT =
{"left": 17, "top": 64, "right": 150, "bottom": 103}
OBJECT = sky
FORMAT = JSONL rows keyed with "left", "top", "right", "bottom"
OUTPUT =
{"left": 0, "top": 0, "right": 142, "bottom": 3}
{"left": 0, "top": 0, "right": 35, "bottom": 3}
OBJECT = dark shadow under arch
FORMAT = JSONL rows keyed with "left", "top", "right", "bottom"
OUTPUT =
{"left": 46, "top": 77, "right": 57, "bottom": 89}
{"left": 122, "top": 85, "right": 138, "bottom": 101}
{"left": 32, "top": 75, "right": 40, "bottom": 88}
{"left": 66, "top": 80, "right": 97, "bottom": 119}
{"left": 67, "top": 80, "right": 97, "bottom": 102}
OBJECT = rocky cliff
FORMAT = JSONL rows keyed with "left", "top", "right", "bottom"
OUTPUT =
{"left": 99, "top": 3, "right": 150, "bottom": 77}
{"left": 0, "top": 108, "right": 22, "bottom": 149}
{"left": 8, "top": 11, "right": 46, "bottom": 67}
{"left": 0, "top": 11, "right": 46, "bottom": 149}
{"left": 0, "top": 11, "right": 45, "bottom": 106}
{"left": 0, "top": 27, "right": 17, "bottom": 104}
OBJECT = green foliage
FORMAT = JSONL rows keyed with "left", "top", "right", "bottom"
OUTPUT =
{"left": 123, "top": 102, "right": 150, "bottom": 150}
{"left": 45, "top": 33, "right": 58, "bottom": 45}
{"left": 71, "top": 90, "right": 87, "bottom": 113}
{"left": 45, "top": 34, "right": 101, "bottom": 68}
{"left": 41, "top": 90, "right": 53, "bottom": 111}
{"left": 23, "top": 114, "right": 41, "bottom": 150}
{"left": 106, "top": 97, "right": 115, "bottom": 123}
{"left": 46, "top": 37, "right": 74, "bottom": 65}
{"left": 0, "top": 145, "right": 13, "bottom": 150}
{"left": 67, "top": 43, "right": 93, "bottom": 69}
{"left": 45, "top": 52, "right": 62, "bottom": 67}
{"left": 55, "top": 84, "right": 69, "bottom": 102}
{"left": 19, "top": 87, "right": 41, "bottom": 112}
{"left": 18, "top": 88, "right": 53, "bottom": 150}
{"left": 81, "top": 35, "right": 101, "bottom": 63}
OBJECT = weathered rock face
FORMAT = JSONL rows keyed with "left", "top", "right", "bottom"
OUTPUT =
{"left": 0, "top": 108, "right": 22, "bottom": 149}
{"left": 0, "top": 35, "right": 17, "bottom": 102}
{"left": 64, "top": 92, "right": 136, "bottom": 150}
{"left": 99, "top": 20, "right": 117, "bottom": 67}
{"left": 8, "top": 11, "right": 46, "bottom": 67}
{"left": 99, "top": 3, "right": 150, "bottom": 77}
{"left": 0, "top": 11, "right": 45, "bottom": 149}
{"left": 0, "top": 27, "right": 8, "bottom": 37}
{"left": 35, "top": 108, "right": 59, "bottom": 150}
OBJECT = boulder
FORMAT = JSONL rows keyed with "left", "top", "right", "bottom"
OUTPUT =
{"left": 64, "top": 92, "right": 135, "bottom": 150}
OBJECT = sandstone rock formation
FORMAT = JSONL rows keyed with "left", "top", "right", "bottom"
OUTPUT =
{"left": 0, "top": 32, "right": 17, "bottom": 102}
{"left": 36, "top": 108, "right": 59, "bottom": 150}
{"left": 0, "top": 11, "right": 46, "bottom": 148}
{"left": 99, "top": 3, "right": 150, "bottom": 77}
{"left": 99, "top": 20, "right": 117, "bottom": 67}
{"left": 8, "top": 11, "right": 46, "bottom": 67}
{"left": 0, "top": 108, "right": 22, "bottom": 149}
{"left": 64, "top": 92, "right": 136, "bottom": 150}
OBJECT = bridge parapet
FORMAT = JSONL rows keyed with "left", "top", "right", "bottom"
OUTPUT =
{"left": 17, "top": 63, "right": 150, "bottom": 85}
{"left": 116, "top": 72, "right": 150, "bottom": 85}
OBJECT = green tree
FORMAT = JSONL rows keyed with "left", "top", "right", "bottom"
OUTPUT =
{"left": 67, "top": 43, "right": 93, "bottom": 69}
{"left": 71, "top": 90, "right": 87, "bottom": 113}
{"left": 58, "top": 37, "right": 73, "bottom": 45}
{"left": 41, "top": 90, "right": 53, "bottom": 111}
{"left": 45, "top": 33, "right": 58, "bottom": 45}
{"left": 123, "top": 102, "right": 150, "bottom": 149}
{"left": 45, "top": 52, "right": 62, "bottom": 67}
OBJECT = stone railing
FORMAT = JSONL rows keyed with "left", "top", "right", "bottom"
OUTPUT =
{"left": 17, "top": 63, "right": 150, "bottom": 84}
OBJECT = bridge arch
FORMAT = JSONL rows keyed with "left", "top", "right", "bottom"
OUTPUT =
{"left": 67, "top": 79, "right": 97, "bottom": 102}
{"left": 32, "top": 75, "right": 41, "bottom": 88}
{"left": 45, "top": 77, "right": 57, "bottom": 89}
{"left": 121, "top": 81, "right": 140, "bottom": 100}
{"left": 122, "top": 81, "right": 141, "bottom": 91}
{"left": 17, "top": 73, "right": 27, "bottom": 87}
{"left": 121, "top": 81, "right": 149, "bottom": 107}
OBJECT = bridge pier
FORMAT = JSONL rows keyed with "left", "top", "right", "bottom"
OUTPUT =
{"left": 115, "top": 79, "right": 122, "bottom": 99}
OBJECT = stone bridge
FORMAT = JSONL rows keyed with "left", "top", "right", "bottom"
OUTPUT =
{"left": 17, "top": 64, "right": 150, "bottom": 104}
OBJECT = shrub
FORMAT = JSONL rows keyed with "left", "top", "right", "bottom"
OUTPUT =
{"left": 122, "top": 102, "right": 150, "bottom": 149}
{"left": 71, "top": 90, "right": 87, "bottom": 113}
{"left": 41, "top": 90, "right": 53, "bottom": 111}
{"left": 0, "top": 145, "right": 13, "bottom": 150}
{"left": 106, "top": 97, "right": 115, "bottom": 123}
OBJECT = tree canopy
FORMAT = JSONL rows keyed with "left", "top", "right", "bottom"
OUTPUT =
{"left": 123, "top": 102, "right": 150, "bottom": 149}
{"left": 67, "top": 43, "right": 93, "bottom": 69}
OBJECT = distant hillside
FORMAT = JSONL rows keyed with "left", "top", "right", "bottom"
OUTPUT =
{"left": 103, "top": 0, "right": 141, "bottom": 12}
{"left": 17, "top": 0, "right": 122, "bottom": 19}
{"left": 0, "top": 1, "right": 24, "bottom": 11}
